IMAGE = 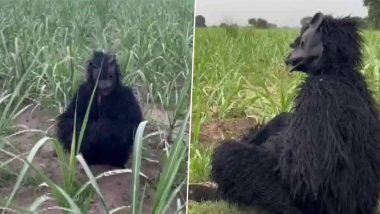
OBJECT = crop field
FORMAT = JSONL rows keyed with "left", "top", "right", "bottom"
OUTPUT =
{"left": 189, "top": 27, "right": 380, "bottom": 213}
{"left": 0, "top": 0, "right": 193, "bottom": 213}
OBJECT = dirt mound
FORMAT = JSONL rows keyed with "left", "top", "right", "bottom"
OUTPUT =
{"left": 188, "top": 182, "right": 219, "bottom": 202}
{"left": 199, "top": 117, "right": 258, "bottom": 144}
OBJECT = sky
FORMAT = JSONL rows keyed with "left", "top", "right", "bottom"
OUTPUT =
{"left": 196, "top": 0, "right": 367, "bottom": 27}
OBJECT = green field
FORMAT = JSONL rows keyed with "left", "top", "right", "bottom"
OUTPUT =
{"left": 189, "top": 27, "right": 380, "bottom": 213}
{"left": 0, "top": 0, "right": 193, "bottom": 213}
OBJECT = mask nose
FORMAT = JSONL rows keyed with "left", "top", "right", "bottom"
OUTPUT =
{"left": 285, "top": 51, "right": 304, "bottom": 66}
{"left": 98, "top": 80, "right": 112, "bottom": 89}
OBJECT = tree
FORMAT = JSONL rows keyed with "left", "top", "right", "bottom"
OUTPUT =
{"left": 256, "top": 18, "right": 268, "bottom": 28}
{"left": 267, "top": 23, "right": 277, "bottom": 28}
{"left": 364, "top": 0, "right": 380, "bottom": 29}
{"left": 352, "top": 16, "right": 369, "bottom": 29}
{"left": 219, "top": 23, "right": 228, "bottom": 28}
{"left": 248, "top": 17, "right": 277, "bottom": 29}
{"left": 195, "top": 15, "right": 207, "bottom": 28}
{"left": 363, "top": 17, "right": 370, "bottom": 28}
{"left": 248, "top": 18, "right": 257, "bottom": 27}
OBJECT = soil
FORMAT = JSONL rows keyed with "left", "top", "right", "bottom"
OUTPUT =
{"left": 199, "top": 117, "right": 258, "bottom": 145}
{"left": 0, "top": 103, "right": 176, "bottom": 214}
{"left": 187, "top": 182, "right": 219, "bottom": 202}
{"left": 190, "top": 117, "right": 261, "bottom": 203}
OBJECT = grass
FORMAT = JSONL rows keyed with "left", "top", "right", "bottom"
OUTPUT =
{"left": 190, "top": 28, "right": 302, "bottom": 185}
{"left": 189, "top": 27, "right": 380, "bottom": 213}
{"left": 188, "top": 143, "right": 213, "bottom": 183}
{"left": 0, "top": 0, "right": 193, "bottom": 213}
{"left": 192, "top": 27, "right": 380, "bottom": 127}
{"left": 188, "top": 201, "right": 267, "bottom": 214}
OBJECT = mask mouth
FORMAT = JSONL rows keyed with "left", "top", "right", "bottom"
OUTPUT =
{"left": 285, "top": 57, "right": 304, "bottom": 72}
{"left": 289, "top": 60, "right": 305, "bottom": 72}
{"left": 98, "top": 81, "right": 113, "bottom": 96}
{"left": 285, "top": 55, "right": 320, "bottom": 73}
{"left": 99, "top": 87, "right": 112, "bottom": 96}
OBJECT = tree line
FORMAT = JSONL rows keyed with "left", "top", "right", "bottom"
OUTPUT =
{"left": 365, "top": 0, "right": 380, "bottom": 29}
{"left": 196, "top": 1, "right": 380, "bottom": 29}
{"left": 195, "top": 15, "right": 276, "bottom": 28}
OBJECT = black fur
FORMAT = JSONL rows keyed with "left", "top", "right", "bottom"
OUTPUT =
{"left": 243, "top": 112, "right": 291, "bottom": 145}
{"left": 211, "top": 13, "right": 380, "bottom": 214}
{"left": 57, "top": 51, "right": 143, "bottom": 168}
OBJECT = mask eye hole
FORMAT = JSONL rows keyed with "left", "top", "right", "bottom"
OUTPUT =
{"left": 107, "top": 65, "right": 115, "bottom": 79}
{"left": 300, "top": 40, "right": 305, "bottom": 47}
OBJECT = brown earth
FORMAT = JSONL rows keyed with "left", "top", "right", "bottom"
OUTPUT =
{"left": 190, "top": 117, "right": 261, "bottom": 203}
{"left": 0, "top": 103, "right": 177, "bottom": 214}
{"left": 187, "top": 182, "right": 219, "bottom": 202}
{"left": 199, "top": 117, "right": 258, "bottom": 145}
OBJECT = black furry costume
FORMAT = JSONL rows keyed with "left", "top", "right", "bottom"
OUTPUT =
{"left": 212, "top": 13, "right": 380, "bottom": 214}
{"left": 57, "top": 52, "right": 143, "bottom": 168}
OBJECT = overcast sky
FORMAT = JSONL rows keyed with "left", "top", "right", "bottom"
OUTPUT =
{"left": 196, "top": 0, "right": 367, "bottom": 27}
